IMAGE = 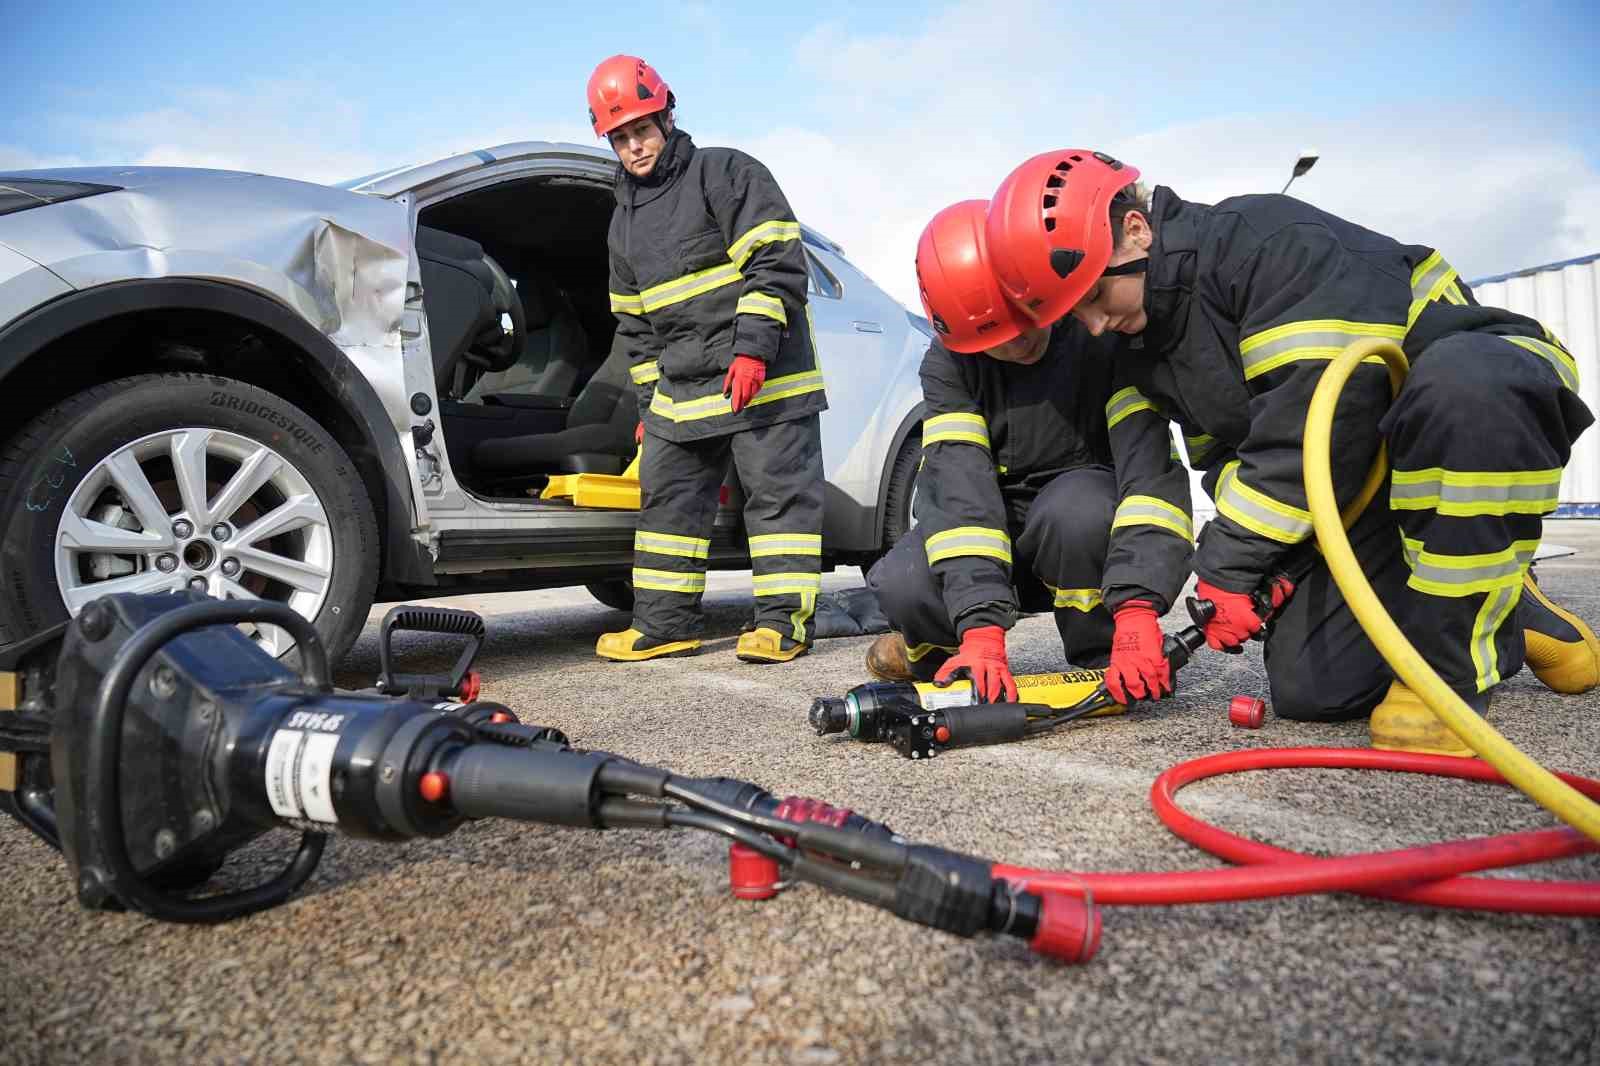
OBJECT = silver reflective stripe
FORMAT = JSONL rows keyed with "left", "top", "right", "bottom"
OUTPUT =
{"left": 1411, "top": 252, "right": 1455, "bottom": 306}
{"left": 925, "top": 528, "right": 1012, "bottom": 564}
{"left": 1105, "top": 386, "right": 1155, "bottom": 431}
{"left": 749, "top": 533, "right": 823, "bottom": 558}
{"left": 1390, "top": 475, "right": 1561, "bottom": 511}
{"left": 1213, "top": 462, "right": 1312, "bottom": 544}
{"left": 1238, "top": 327, "right": 1399, "bottom": 381}
{"left": 631, "top": 567, "right": 706, "bottom": 593}
{"left": 1402, "top": 539, "right": 1537, "bottom": 595}
{"left": 1110, "top": 496, "right": 1193, "bottom": 542}
{"left": 1470, "top": 582, "right": 1522, "bottom": 691}
{"left": 1504, "top": 336, "right": 1580, "bottom": 392}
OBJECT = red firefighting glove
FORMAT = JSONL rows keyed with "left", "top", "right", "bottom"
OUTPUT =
{"left": 934, "top": 624, "right": 1018, "bottom": 703}
{"left": 1104, "top": 600, "right": 1171, "bottom": 704}
{"left": 634, "top": 420, "right": 644, "bottom": 446}
{"left": 1194, "top": 578, "right": 1289, "bottom": 652}
{"left": 723, "top": 354, "right": 766, "bottom": 414}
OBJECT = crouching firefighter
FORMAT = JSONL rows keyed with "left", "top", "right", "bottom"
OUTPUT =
{"left": 985, "top": 148, "right": 1599, "bottom": 754}
{"left": 587, "top": 55, "right": 827, "bottom": 664}
{"left": 865, "top": 199, "right": 1194, "bottom": 704}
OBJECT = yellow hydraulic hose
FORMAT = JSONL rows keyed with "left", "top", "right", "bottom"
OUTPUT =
{"left": 1304, "top": 338, "right": 1600, "bottom": 844}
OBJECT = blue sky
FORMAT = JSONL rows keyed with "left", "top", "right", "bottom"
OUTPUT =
{"left": 5, "top": 0, "right": 1598, "bottom": 305}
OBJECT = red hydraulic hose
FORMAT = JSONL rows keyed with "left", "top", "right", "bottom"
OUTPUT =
{"left": 994, "top": 748, "right": 1600, "bottom": 916}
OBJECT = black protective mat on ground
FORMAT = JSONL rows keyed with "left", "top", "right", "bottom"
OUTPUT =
{"left": 811, "top": 586, "right": 891, "bottom": 639}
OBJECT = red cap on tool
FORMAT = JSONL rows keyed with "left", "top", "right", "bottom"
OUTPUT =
{"left": 1029, "top": 888, "right": 1101, "bottom": 964}
{"left": 1229, "top": 695, "right": 1266, "bottom": 729}
{"left": 459, "top": 671, "right": 481, "bottom": 703}
{"left": 419, "top": 771, "right": 449, "bottom": 804}
{"left": 728, "top": 843, "right": 782, "bottom": 901}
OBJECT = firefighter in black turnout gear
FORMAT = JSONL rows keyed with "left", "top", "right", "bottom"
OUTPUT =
{"left": 866, "top": 200, "right": 1192, "bottom": 703}
{"left": 586, "top": 56, "right": 827, "bottom": 664}
{"left": 989, "top": 150, "right": 1598, "bottom": 755}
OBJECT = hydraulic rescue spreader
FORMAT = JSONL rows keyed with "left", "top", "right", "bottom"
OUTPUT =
{"left": 0, "top": 592, "right": 1097, "bottom": 962}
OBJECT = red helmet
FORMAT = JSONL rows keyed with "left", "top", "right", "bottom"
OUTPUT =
{"left": 915, "top": 199, "right": 1033, "bottom": 354}
{"left": 587, "top": 55, "right": 673, "bottom": 138}
{"left": 985, "top": 150, "right": 1140, "bottom": 325}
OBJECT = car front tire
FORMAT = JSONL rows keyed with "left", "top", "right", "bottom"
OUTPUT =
{"left": 0, "top": 373, "right": 378, "bottom": 662}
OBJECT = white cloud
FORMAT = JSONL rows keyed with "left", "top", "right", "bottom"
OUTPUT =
{"left": 713, "top": 3, "right": 1600, "bottom": 310}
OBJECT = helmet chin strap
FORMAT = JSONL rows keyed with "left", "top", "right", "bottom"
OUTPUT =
{"left": 1102, "top": 257, "right": 1149, "bottom": 277}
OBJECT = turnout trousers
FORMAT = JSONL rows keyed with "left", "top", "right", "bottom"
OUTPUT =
{"left": 866, "top": 466, "right": 1118, "bottom": 677}
{"left": 1261, "top": 333, "right": 1592, "bottom": 720}
{"left": 632, "top": 414, "right": 825, "bottom": 643}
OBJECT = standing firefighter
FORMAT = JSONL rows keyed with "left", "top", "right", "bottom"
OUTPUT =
{"left": 986, "top": 148, "right": 1599, "bottom": 754}
{"left": 865, "top": 199, "right": 1192, "bottom": 705}
{"left": 587, "top": 55, "right": 827, "bottom": 664}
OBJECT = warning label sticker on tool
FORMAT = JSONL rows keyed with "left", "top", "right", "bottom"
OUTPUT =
{"left": 914, "top": 682, "right": 975, "bottom": 710}
{"left": 264, "top": 728, "right": 340, "bottom": 824}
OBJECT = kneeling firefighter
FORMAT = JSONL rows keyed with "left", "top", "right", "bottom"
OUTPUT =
{"left": 985, "top": 149, "right": 1599, "bottom": 754}
{"left": 864, "top": 199, "right": 1194, "bottom": 704}
{"left": 587, "top": 56, "right": 827, "bottom": 664}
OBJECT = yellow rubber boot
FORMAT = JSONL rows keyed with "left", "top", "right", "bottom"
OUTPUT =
{"left": 595, "top": 628, "right": 701, "bottom": 662}
{"left": 1519, "top": 571, "right": 1600, "bottom": 694}
{"left": 736, "top": 627, "right": 809, "bottom": 664}
{"left": 1369, "top": 681, "right": 1480, "bottom": 758}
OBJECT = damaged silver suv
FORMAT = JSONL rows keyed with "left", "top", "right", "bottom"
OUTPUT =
{"left": 0, "top": 148, "right": 930, "bottom": 660}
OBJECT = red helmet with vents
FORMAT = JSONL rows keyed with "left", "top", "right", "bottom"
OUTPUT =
{"left": 984, "top": 150, "right": 1139, "bottom": 326}
{"left": 587, "top": 55, "right": 673, "bottom": 137}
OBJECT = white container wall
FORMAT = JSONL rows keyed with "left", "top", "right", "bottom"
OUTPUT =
{"left": 1472, "top": 253, "right": 1600, "bottom": 517}
{"left": 1183, "top": 252, "right": 1600, "bottom": 518}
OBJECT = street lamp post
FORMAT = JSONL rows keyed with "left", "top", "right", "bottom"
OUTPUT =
{"left": 1281, "top": 152, "right": 1319, "bottom": 195}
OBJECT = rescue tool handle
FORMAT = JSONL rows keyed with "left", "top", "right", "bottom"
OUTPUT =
{"left": 377, "top": 605, "right": 485, "bottom": 698}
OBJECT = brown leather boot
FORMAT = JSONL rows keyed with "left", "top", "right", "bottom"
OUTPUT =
{"left": 865, "top": 632, "right": 916, "bottom": 681}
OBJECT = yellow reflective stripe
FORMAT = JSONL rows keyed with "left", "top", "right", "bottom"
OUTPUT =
{"left": 1401, "top": 536, "right": 1539, "bottom": 597}
{"left": 1184, "top": 431, "right": 1218, "bottom": 466}
{"left": 735, "top": 291, "right": 788, "bottom": 326}
{"left": 906, "top": 641, "right": 958, "bottom": 663}
{"left": 1105, "top": 386, "right": 1155, "bottom": 431}
{"left": 631, "top": 567, "right": 707, "bottom": 593}
{"left": 748, "top": 532, "right": 823, "bottom": 557}
{"left": 1111, "top": 494, "right": 1194, "bottom": 542}
{"left": 649, "top": 369, "right": 825, "bottom": 422}
{"left": 629, "top": 359, "right": 661, "bottom": 385}
{"left": 923, "top": 412, "right": 991, "bottom": 449}
{"left": 1390, "top": 466, "right": 1562, "bottom": 517}
{"left": 1504, "top": 336, "right": 1580, "bottom": 392}
{"left": 639, "top": 262, "right": 744, "bottom": 313}
{"left": 925, "top": 526, "right": 1012, "bottom": 566}
{"left": 634, "top": 530, "right": 711, "bottom": 560}
{"left": 609, "top": 291, "right": 646, "bottom": 315}
{"left": 1048, "top": 586, "right": 1104, "bottom": 612}
{"left": 1470, "top": 581, "right": 1523, "bottom": 692}
{"left": 1237, "top": 319, "right": 1405, "bottom": 381}
{"left": 752, "top": 571, "right": 823, "bottom": 597}
{"left": 728, "top": 219, "right": 802, "bottom": 270}
{"left": 790, "top": 590, "right": 816, "bottom": 643}
{"left": 1407, "top": 250, "right": 1459, "bottom": 329}
{"left": 1213, "top": 460, "right": 1312, "bottom": 545}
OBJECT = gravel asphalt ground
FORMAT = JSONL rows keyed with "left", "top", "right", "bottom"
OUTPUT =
{"left": 4, "top": 522, "right": 1598, "bottom": 1065}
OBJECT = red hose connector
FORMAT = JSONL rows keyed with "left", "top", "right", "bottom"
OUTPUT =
{"left": 728, "top": 843, "right": 782, "bottom": 901}
{"left": 1028, "top": 886, "right": 1101, "bottom": 964}
{"left": 1229, "top": 695, "right": 1265, "bottom": 729}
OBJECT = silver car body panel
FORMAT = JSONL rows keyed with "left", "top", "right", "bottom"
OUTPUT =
{"left": 0, "top": 146, "right": 927, "bottom": 576}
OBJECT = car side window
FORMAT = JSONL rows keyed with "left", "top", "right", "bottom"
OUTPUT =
{"left": 804, "top": 248, "right": 843, "bottom": 300}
